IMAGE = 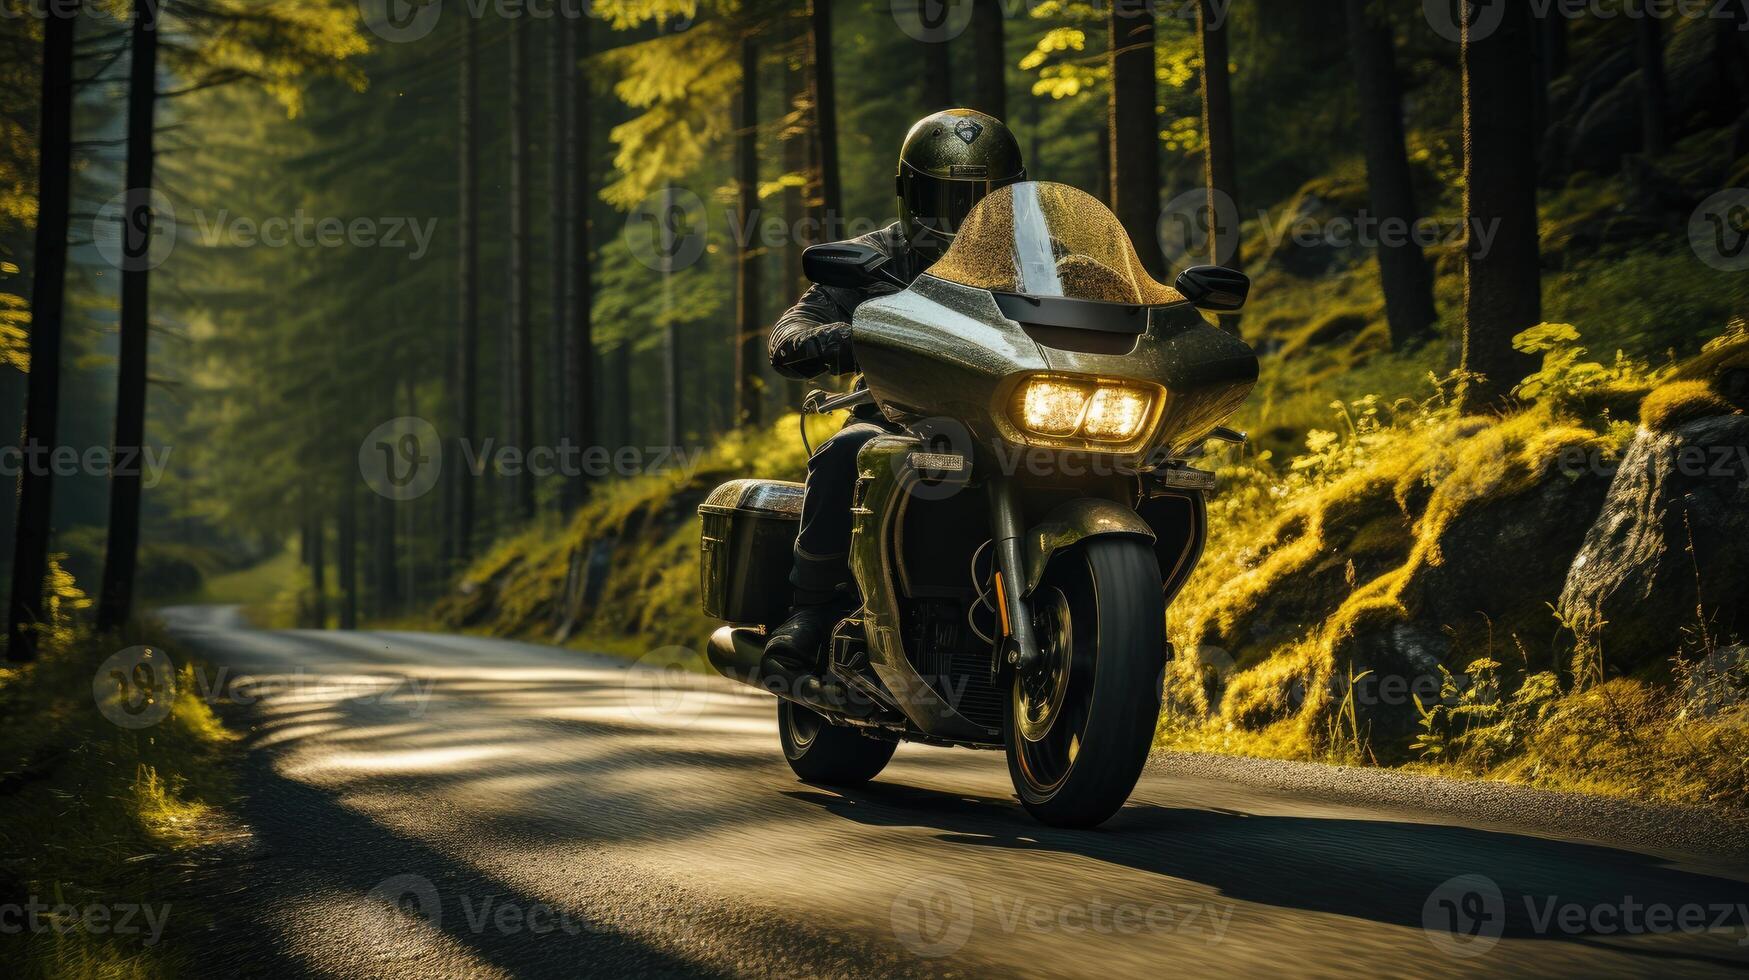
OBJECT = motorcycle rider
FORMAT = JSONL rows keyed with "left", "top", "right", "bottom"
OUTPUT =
{"left": 763, "top": 108, "right": 1027, "bottom": 679}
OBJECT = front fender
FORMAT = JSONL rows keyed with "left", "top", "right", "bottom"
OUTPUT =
{"left": 1021, "top": 497, "right": 1155, "bottom": 596}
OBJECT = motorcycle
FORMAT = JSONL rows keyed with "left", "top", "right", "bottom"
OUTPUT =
{"left": 699, "top": 181, "right": 1258, "bottom": 827}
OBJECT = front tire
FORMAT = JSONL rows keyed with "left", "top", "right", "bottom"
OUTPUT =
{"left": 1005, "top": 537, "right": 1164, "bottom": 828}
{"left": 778, "top": 700, "right": 896, "bottom": 785}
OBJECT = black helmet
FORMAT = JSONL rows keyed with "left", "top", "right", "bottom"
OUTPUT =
{"left": 895, "top": 108, "right": 1026, "bottom": 260}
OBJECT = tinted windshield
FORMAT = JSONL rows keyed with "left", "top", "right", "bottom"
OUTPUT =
{"left": 925, "top": 181, "right": 1181, "bottom": 306}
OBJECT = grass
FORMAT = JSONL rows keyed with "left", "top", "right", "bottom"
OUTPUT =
{"left": 0, "top": 621, "right": 241, "bottom": 978}
{"left": 155, "top": 547, "right": 306, "bottom": 629}
{"left": 1157, "top": 324, "right": 1749, "bottom": 806}
{"left": 436, "top": 411, "right": 836, "bottom": 652}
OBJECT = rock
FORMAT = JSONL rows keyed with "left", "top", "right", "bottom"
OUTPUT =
{"left": 1410, "top": 460, "right": 1613, "bottom": 647}
{"left": 1334, "top": 444, "right": 1613, "bottom": 751}
{"left": 1566, "top": 22, "right": 1722, "bottom": 174}
{"left": 1559, "top": 414, "right": 1749, "bottom": 671}
{"left": 1265, "top": 191, "right": 1354, "bottom": 277}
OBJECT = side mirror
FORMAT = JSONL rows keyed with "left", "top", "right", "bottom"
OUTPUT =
{"left": 1174, "top": 265, "right": 1250, "bottom": 312}
{"left": 803, "top": 242, "right": 903, "bottom": 289}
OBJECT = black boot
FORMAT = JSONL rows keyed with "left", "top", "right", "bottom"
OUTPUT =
{"left": 763, "top": 592, "right": 853, "bottom": 678}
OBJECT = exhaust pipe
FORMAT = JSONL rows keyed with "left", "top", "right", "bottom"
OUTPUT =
{"left": 706, "top": 626, "right": 768, "bottom": 687}
{"left": 705, "top": 625, "right": 882, "bottom": 720}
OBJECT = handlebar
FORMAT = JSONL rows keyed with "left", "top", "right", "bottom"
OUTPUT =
{"left": 803, "top": 388, "right": 875, "bottom": 415}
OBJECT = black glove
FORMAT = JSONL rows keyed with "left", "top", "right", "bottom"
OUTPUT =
{"left": 773, "top": 322, "right": 856, "bottom": 378}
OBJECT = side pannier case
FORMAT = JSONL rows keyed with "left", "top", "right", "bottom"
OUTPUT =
{"left": 698, "top": 479, "right": 805, "bottom": 626}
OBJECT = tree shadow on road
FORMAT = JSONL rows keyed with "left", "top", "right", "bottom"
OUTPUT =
{"left": 787, "top": 781, "right": 1749, "bottom": 971}
{"left": 176, "top": 739, "right": 724, "bottom": 980}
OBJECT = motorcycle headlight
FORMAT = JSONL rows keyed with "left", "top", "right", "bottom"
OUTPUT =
{"left": 1010, "top": 375, "right": 1161, "bottom": 446}
{"left": 1019, "top": 379, "right": 1090, "bottom": 436}
{"left": 1082, "top": 386, "right": 1153, "bottom": 442}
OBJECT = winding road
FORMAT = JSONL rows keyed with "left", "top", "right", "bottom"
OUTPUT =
{"left": 158, "top": 605, "right": 1749, "bottom": 979}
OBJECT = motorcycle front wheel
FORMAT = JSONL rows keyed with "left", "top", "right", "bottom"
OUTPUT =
{"left": 1005, "top": 536, "right": 1165, "bottom": 828}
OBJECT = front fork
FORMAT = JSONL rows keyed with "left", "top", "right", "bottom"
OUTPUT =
{"left": 987, "top": 477, "right": 1041, "bottom": 675}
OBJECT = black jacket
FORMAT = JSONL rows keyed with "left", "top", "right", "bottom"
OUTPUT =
{"left": 768, "top": 222, "right": 925, "bottom": 380}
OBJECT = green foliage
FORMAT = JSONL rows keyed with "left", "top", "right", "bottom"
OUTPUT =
{"left": 1512, "top": 324, "right": 1598, "bottom": 401}
{"left": 437, "top": 411, "right": 826, "bottom": 646}
{"left": 1411, "top": 659, "right": 1562, "bottom": 770}
{"left": 601, "top": 23, "right": 740, "bottom": 207}
{"left": 0, "top": 624, "right": 238, "bottom": 977}
{"left": 1640, "top": 381, "right": 1735, "bottom": 431}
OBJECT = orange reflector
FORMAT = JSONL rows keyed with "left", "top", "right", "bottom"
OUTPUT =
{"left": 993, "top": 571, "right": 1011, "bottom": 637}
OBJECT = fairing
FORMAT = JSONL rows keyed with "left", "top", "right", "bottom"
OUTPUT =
{"left": 850, "top": 181, "right": 1258, "bottom": 467}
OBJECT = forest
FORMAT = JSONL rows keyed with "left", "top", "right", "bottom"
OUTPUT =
{"left": 4, "top": 0, "right": 1749, "bottom": 797}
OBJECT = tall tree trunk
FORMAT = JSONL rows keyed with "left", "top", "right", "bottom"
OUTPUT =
{"left": 337, "top": 480, "right": 357, "bottom": 630}
{"left": 612, "top": 341, "right": 632, "bottom": 448}
{"left": 1534, "top": 4, "right": 1568, "bottom": 131}
{"left": 1343, "top": 0, "right": 1437, "bottom": 347}
{"left": 1459, "top": 0, "right": 1541, "bottom": 413}
{"left": 375, "top": 482, "right": 399, "bottom": 614}
{"left": 662, "top": 184, "right": 681, "bottom": 449}
{"left": 810, "top": 0, "right": 841, "bottom": 241}
{"left": 970, "top": 0, "right": 1006, "bottom": 119}
{"left": 1542, "top": 6, "right": 1568, "bottom": 78}
{"left": 920, "top": 22, "right": 950, "bottom": 110}
{"left": 736, "top": 36, "right": 763, "bottom": 428}
{"left": 1634, "top": 2, "right": 1666, "bottom": 159}
{"left": 548, "top": 17, "right": 569, "bottom": 474}
{"left": 1714, "top": 5, "right": 1749, "bottom": 124}
{"left": 455, "top": 16, "right": 479, "bottom": 560}
{"left": 783, "top": 26, "right": 807, "bottom": 285}
{"left": 1095, "top": 121, "right": 1110, "bottom": 206}
{"left": 1111, "top": 3, "right": 1165, "bottom": 278}
{"left": 7, "top": 1, "right": 78, "bottom": 662}
{"left": 566, "top": 13, "right": 595, "bottom": 506}
{"left": 1197, "top": 0, "right": 1241, "bottom": 276}
{"left": 96, "top": 0, "right": 159, "bottom": 632}
{"left": 307, "top": 515, "right": 326, "bottom": 629}
{"left": 400, "top": 381, "right": 418, "bottom": 606}
{"left": 509, "top": 19, "right": 534, "bottom": 519}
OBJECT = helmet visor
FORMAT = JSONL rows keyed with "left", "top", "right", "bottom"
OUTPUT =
{"left": 898, "top": 163, "right": 1020, "bottom": 240}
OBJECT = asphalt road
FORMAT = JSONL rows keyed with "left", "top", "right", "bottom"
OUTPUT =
{"left": 157, "top": 605, "right": 1749, "bottom": 979}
